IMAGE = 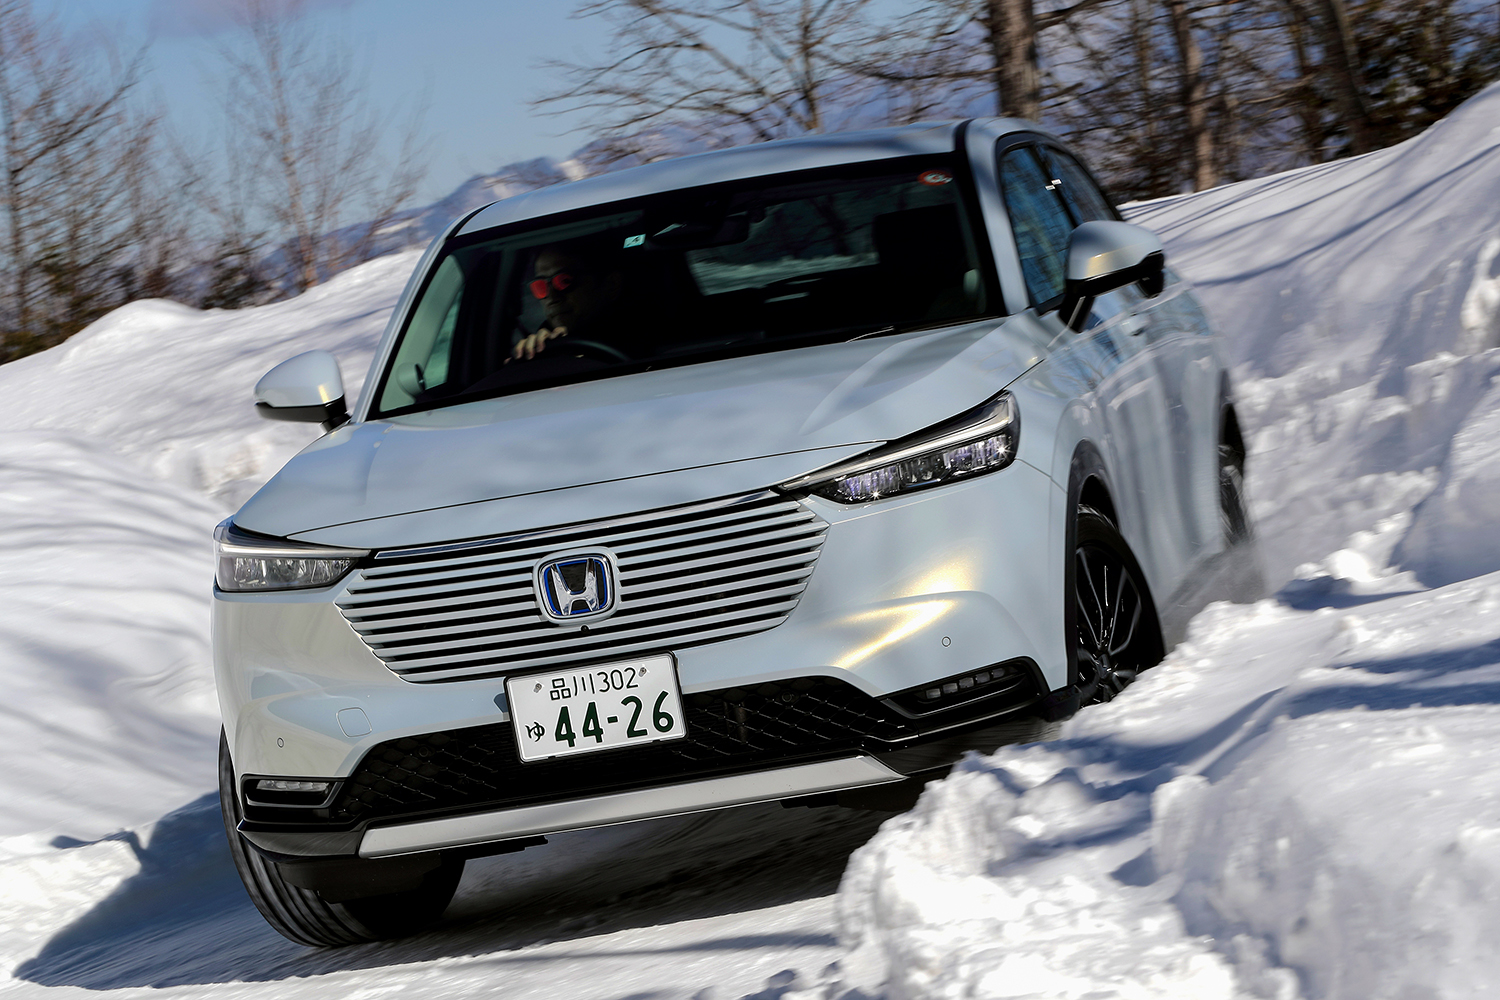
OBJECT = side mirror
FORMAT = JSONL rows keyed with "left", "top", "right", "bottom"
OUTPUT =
{"left": 254, "top": 350, "right": 349, "bottom": 432}
{"left": 1058, "top": 220, "right": 1166, "bottom": 332}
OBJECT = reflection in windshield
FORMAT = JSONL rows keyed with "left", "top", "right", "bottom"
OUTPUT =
{"left": 374, "top": 158, "right": 993, "bottom": 416}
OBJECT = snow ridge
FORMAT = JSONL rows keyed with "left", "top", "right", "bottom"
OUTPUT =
{"left": 836, "top": 80, "right": 1500, "bottom": 1000}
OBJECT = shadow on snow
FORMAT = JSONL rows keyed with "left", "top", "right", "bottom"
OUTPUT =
{"left": 17, "top": 790, "right": 887, "bottom": 991}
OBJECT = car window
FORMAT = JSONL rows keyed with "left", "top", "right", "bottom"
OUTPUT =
{"left": 998, "top": 145, "right": 1074, "bottom": 307}
{"left": 1038, "top": 146, "right": 1118, "bottom": 223}
{"left": 372, "top": 157, "right": 997, "bottom": 417}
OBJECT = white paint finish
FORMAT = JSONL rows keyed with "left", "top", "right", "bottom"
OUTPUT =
{"left": 214, "top": 462, "right": 1063, "bottom": 778}
{"left": 673, "top": 461, "right": 1066, "bottom": 694}
{"left": 335, "top": 707, "right": 372, "bottom": 738}
{"left": 213, "top": 597, "right": 515, "bottom": 778}
{"left": 359, "top": 755, "right": 904, "bottom": 857}
{"left": 456, "top": 124, "right": 964, "bottom": 239}
{"left": 1065, "top": 220, "right": 1164, "bottom": 281}
{"left": 281, "top": 445, "right": 857, "bottom": 550}
{"left": 235, "top": 319, "right": 1038, "bottom": 541}
{"left": 253, "top": 349, "right": 345, "bottom": 409}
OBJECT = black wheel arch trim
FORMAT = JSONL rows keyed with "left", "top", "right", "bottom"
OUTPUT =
{"left": 1056, "top": 441, "right": 1161, "bottom": 700}
{"left": 1219, "top": 373, "right": 1246, "bottom": 470}
{"left": 1062, "top": 441, "right": 1112, "bottom": 694}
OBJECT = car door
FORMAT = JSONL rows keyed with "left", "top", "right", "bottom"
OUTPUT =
{"left": 1038, "top": 144, "right": 1221, "bottom": 576}
{"left": 994, "top": 141, "right": 1179, "bottom": 597}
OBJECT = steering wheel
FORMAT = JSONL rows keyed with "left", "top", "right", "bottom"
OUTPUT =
{"left": 558, "top": 339, "right": 632, "bottom": 363}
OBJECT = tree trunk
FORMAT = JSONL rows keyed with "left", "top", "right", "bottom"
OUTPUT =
{"left": 984, "top": 0, "right": 1041, "bottom": 120}
{"left": 1166, "top": 0, "right": 1215, "bottom": 190}
{"left": 1311, "top": 0, "right": 1374, "bottom": 154}
{"left": 1278, "top": 0, "right": 1326, "bottom": 162}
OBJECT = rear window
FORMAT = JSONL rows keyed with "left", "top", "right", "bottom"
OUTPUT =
{"left": 372, "top": 156, "right": 997, "bottom": 417}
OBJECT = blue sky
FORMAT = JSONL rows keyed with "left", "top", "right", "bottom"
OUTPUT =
{"left": 37, "top": 0, "right": 614, "bottom": 203}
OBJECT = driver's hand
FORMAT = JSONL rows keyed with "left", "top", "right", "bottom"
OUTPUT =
{"left": 513, "top": 325, "right": 567, "bottom": 360}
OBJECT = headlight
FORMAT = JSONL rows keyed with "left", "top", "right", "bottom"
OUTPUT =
{"left": 778, "top": 392, "right": 1019, "bottom": 503}
{"left": 214, "top": 521, "right": 368, "bottom": 592}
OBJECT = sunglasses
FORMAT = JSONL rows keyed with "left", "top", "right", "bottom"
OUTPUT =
{"left": 529, "top": 272, "right": 577, "bottom": 299}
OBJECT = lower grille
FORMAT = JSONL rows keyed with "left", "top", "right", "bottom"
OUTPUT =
{"left": 328, "top": 677, "right": 914, "bottom": 826}
{"left": 238, "top": 665, "right": 1046, "bottom": 832}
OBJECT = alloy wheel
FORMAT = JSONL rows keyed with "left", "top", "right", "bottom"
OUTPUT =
{"left": 1073, "top": 508, "right": 1163, "bottom": 704}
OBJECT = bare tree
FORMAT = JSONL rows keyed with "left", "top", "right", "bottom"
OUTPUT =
{"left": 1165, "top": 0, "right": 1215, "bottom": 188}
{"left": 0, "top": 0, "right": 155, "bottom": 360}
{"left": 216, "top": 0, "right": 427, "bottom": 295}
{"left": 1307, "top": 0, "right": 1374, "bottom": 153}
{"left": 920, "top": 0, "right": 1125, "bottom": 120}
{"left": 536, "top": 0, "right": 888, "bottom": 157}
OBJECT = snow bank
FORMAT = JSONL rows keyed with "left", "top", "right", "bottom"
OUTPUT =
{"left": 0, "top": 251, "right": 414, "bottom": 509}
{"left": 838, "top": 578, "right": 1500, "bottom": 999}
{"left": 1130, "top": 81, "right": 1500, "bottom": 588}
{"left": 0, "top": 253, "right": 413, "bottom": 850}
{"left": 836, "top": 81, "right": 1500, "bottom": 1000}
{"left": 0, "top": 432, "right": 222, "bottom": 844}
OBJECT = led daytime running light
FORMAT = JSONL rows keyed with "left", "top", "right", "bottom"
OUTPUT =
{"left": 782, "top": 393, "right": 1018, "bottom": 504}
{"left": 214, "top": 521, "right": 368, "bottom": 592}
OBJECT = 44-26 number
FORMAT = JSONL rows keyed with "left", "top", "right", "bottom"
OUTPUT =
{"left": 553, "top": 691, "right": 676, "bottom": 748}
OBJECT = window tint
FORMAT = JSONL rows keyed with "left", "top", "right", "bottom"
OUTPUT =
{"left": 685, "top": 180, "right": 959, "bottom": 296}
{"left": 998, "top": 145, "right": 1074, "bottom": 306}
{"left": 1039, "top": 147, "right": 1117, "bottom": 223}
{"left": 371, "top": 158, "right": 996, "bottom": 416}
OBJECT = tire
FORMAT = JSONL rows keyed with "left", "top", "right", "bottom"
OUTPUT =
{"left": 218, "top": 732, "right": 462, "bottom": 947}
{"left": 1072, "top": 506, "right": 1165, "bottom": 704}
{"left": 1218, "top": 442, "right": 1252, "bottom": 546}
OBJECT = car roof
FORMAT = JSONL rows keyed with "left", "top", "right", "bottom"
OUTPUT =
{"left": 456, "top": 119, "right": 1027, "bottom": 238}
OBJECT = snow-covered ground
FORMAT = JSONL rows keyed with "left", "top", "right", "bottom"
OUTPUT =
{"left": 1, "top": 81, "right": 1499, "bottom": 1000}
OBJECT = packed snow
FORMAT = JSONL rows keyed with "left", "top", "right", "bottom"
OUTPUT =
{"left": 836, "top": 81, "right": 1500, "bottom": 1000}
{"left": 1, "top": 81, "right": 1499, "bottom": 1000}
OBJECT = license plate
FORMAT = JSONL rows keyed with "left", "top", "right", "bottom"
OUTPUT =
{"left": 505, "top": 653, "right": 686, "bottom": 763}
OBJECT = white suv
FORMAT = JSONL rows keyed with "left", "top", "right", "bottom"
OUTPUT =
{"left": 215, "top": 119, "right": 1253, "bottom": 945}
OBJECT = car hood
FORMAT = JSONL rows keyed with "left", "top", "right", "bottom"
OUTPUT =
{"left": 235, "top": 317, "right": 1046, "bottom": 543}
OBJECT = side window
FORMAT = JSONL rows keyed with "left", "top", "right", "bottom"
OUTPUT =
{"left": 998, "top": 145, "right": 1075, "bottom": 307}
{"left": 378, "top": 256, "right": 465, "bottom": 412}
{"left": 1039, "top": 147, "right": 1118, "bottom": 223}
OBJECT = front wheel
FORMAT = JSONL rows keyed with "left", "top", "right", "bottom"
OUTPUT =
{"left": 218, "top": 732, "right": 462, "bottom": 947}
{"left": 1072, "top": 507, "right": 1164, "bottom": 704}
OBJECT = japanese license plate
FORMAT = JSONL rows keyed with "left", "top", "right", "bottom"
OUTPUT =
{"left": 505, "top": 653, "right": 686, "bottom": 763}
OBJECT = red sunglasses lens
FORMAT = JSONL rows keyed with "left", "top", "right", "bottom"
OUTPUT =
{"left": 530, "top": 273, "right": 576, "bottom": 299}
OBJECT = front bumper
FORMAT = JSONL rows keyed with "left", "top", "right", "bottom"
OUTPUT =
{"left": 374, "top": 757, "right": 903, "bottom": 858}
{"left": 216, "top": 460, "right": 1065, "bottom": 858}
{"left": 237, "top": 666, "right": 1048, "bottom": 858}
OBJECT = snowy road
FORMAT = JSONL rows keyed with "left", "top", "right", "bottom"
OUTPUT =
{"left": 2, "top": 82, "right": 1500, "bottom": 1000}
{"left": 9, "top": 797, "right": 890, "bottom": 998}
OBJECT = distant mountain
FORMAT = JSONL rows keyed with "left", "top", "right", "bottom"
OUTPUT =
{"left": 277, "top": 81, "right": 996, "bottom": 291}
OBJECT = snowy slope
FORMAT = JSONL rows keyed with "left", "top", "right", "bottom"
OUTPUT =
{"left": 835, "top": 82, "right": 1500, "bottom": 1000}
{"left": 1129, "top": 88, "right": 1500, "bottom": 588}
{"left": 0, "top": 82, "right": 1498, "bottom": 1000}
{"left": 0, "top": 255, "right": 414, "bottom": 851}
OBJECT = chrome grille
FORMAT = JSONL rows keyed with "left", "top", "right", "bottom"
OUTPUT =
{"left": 337, "top": 493, "right": 828, "bottom": 683}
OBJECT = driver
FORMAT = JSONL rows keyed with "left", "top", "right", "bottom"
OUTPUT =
{"left": 512, "top": 240, "right": 628, "bottom": 361}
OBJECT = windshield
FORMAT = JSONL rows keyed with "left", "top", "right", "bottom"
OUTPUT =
{"left": 372, "top": 156, "right": 996, "bottom": 416}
